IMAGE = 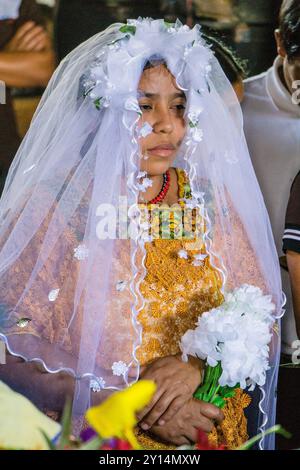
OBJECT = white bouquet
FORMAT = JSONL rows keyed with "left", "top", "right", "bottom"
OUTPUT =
{"left": 180, "top": 284, "right": 275, "bottom": 407}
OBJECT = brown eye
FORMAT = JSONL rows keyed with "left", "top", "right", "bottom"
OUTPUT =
{"left": 140, "top": 104, "right": 152, "bottom": 111}
{"left": 171, "top": 103, "right": 186, "bottom": 111}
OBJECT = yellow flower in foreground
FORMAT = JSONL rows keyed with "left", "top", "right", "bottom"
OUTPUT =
{"left": 0, "top": 381, "right": 61, "bottom": 450}
{"left": 85, "top": 380, "right": 156, "bottom": 449}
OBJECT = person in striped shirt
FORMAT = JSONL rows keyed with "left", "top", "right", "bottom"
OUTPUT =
{"left": 283, "top": 171, "right": 300, "bottom": 339}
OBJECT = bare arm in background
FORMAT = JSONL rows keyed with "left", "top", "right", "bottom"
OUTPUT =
{"left": 287, "top": 250, "right": 300, "bottom": 339}
{"left": 0, "top": 21, "right": 55, "bottom": 88}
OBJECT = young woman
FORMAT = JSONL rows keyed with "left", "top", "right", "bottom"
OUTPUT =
{"left": 0, "top": 19, "right": 282, "bottom": 449}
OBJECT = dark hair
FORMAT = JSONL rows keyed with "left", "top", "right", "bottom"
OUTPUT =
{"left": 202, "top": 33, "right": 248, "bottom": 83}
{"left": 279, "top": 0, "right": 300, "bottom": 61}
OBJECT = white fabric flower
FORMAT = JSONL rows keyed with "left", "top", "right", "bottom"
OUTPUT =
{"left": 186, "top": 128, "right": 204, "bottom": 147}
{"left": 137, "top": 177, "right": 153, "bottom": 192}
{"left": 125, "top": 96, "right": 141, "bottom": 114}
{"left": 192, "top": 254, "right": 208, "bottom": 266}
{"left": 191, "top": 128, "right": 204, "bottom": 142}
{"left": 136, "top": 171, "right": 147, "bottom": 179}
{"left": 137, "top": 122, "right": 153, "bottom": 138}
{"left": 48, "top": 289, "right": 60, "bottom": 302}
{"left": 73, "top": 244, "right": 89, "bottom": 261}
{"left": 178, "top": 249, "right": 188, "bottom": 259}
{"left": 187, "top": 110, "right": 203, "bottom": 127}
{"left": 112, "top": 361, "right": 128, "bottom": 377}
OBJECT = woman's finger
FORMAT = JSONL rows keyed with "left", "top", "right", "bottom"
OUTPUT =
{"left": 30, "top": 38, "right": 47, "bottom": 52}
{"left": 23, "top": 33, "right": 48, "bottom": 52}
{"left": 183, "top": 426, "right": 199, "bottom": 444}
{"left": 18, "top": 26, "right": 45, "bottom": 49}
{"left": 193, "top": 416, "right": 215, "bottom": 434}
{"left": 14, "top": 22, "right": 36, "bottom": 41}
{"left": 135, "top": 387, "right": 165, "bottom": 423}
{"left": 198, "top": 401, "right": 224, "bottom": 424}
{"left": 156, "top": 395, "right": 186, "bottom": 425}
{"left": 139, "top": 390, "right": 177, "bottom": 430}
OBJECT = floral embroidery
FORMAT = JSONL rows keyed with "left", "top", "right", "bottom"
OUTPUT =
{"left": 90, "top": 377, "right": 106, "bottom": 392}
{"left": 112, "top": 361, "right": 128, "bottom": 377}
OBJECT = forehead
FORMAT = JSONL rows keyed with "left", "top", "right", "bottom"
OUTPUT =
{"left": 138, "top": 64, "right": 183, "bottom": 95}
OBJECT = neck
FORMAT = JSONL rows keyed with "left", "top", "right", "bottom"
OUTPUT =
{"left": 278, "top": 64, "right": 292, "bottom": 95}
{"left": 139, "top": 173, "right": 164, "bottom": 203}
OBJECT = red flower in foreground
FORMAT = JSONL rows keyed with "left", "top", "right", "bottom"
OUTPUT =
{"left": 195, "top": 430, "right": 226, "bottom": 451}
{"left": 100, "top": 439, "right": 133, "bottom": 450}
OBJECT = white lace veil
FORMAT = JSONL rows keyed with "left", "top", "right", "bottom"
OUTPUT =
{"left": 0, "top": 19, "right": 283, "bottom": 449}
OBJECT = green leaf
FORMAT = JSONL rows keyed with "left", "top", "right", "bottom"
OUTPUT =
{"left": 211, "top": 396, "right": 226, "bottom": 408}
{"left": 94, "top": 98, "right": 102, "bottom": 110}
{"left": 119, "top": 25, "right": 136, "bottom": 35}
{"left": 57, "top": 398, "right": 73, "bottom": 450}
{"left": 219, "top": 385, "right": 237, "bottom": 399}
{"left": 237, "top": 425, "right": 291, "bottom": 450}
{"left": 79, "top": 436, "right": 103, "bottom": 450}
{"left": 39, "top": 429, "right": 56, "bottom": 450}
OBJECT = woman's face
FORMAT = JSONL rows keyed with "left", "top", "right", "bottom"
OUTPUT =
{"left": 137, "top": 64, "right": 187, "bottom": 176}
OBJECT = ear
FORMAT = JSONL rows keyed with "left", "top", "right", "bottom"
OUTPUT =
{"left": 275, "top": 28, "right": 287, "bottom": 58}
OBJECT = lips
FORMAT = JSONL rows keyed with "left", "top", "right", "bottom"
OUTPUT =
{"left": 147, "top": 144, "right": 176, "bottom": 157}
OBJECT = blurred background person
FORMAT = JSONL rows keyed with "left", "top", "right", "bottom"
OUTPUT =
{"left": 279, "top": 171, "right": 300, "bottom": 449}
{"left": 283, "top": 172, "right": 300, "bottom": 339}
{"left": 242, "top": 0, "right": 300, "bottom": 357}
{"left": 242, "top": 0, "right": 300, "bottom": 449}
{"left": 0, "top": 0, "right": 55, "bottom": 193}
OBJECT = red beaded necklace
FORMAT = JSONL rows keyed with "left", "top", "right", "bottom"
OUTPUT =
{"left": 148, "top": 170, "right": 171, "bottom": 205}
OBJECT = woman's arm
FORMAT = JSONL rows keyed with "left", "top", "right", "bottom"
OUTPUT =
{"left": 287, "top": 250, "right": 300, "bottom": 339}
{"left": 0, "top": 348, "right": 75, "bottom": 412}
{"left": 0, "top": 50, "right": 55, "bottom": 88}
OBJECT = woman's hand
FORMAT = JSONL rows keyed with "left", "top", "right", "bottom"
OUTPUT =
{"left": 4, "top": 21, "right": 51, "bottom": 53}
{"left": 136, "top": 354, "right": 204, "bottom": 430}
{"left": 143, "top": 397, "right": 224, "bottom": 446}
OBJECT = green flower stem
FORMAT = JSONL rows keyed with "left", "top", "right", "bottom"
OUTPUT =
{"left": 194, "top": 362, "right": 236, "bottom": 408}
{"left": 237, "top": 425, "right": 291, "bottom": 450}
{"left": 210, "top": 384, "right": 221, "bottom": 404}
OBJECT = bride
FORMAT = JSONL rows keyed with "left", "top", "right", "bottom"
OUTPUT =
{"left": 0, "top": 18, "right": 283, "bottom": 449}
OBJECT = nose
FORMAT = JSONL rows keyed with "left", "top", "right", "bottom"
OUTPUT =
{"left": 153, "top": 107, "right": 174, "bottom": 134}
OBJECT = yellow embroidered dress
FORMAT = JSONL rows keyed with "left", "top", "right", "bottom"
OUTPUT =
{"left": 134, "top": 168, "right": 250, "bottom": 449}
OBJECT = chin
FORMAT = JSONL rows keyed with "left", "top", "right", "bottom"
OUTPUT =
{"left": 140, "top": 158, "right": 174, "bottom": 176}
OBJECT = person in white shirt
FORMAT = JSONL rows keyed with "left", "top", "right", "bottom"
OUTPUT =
{"left": 242, "top": 0, "right": 300, "bottom": 357}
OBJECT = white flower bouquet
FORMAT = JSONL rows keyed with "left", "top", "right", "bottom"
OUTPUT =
{"left": 180, "top": 284, "right": 275, "bottom": 407}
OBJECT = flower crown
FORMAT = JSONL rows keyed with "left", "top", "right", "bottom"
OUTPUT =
{"left": 82, "top": 18, "right": 214, "bottom": 116}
